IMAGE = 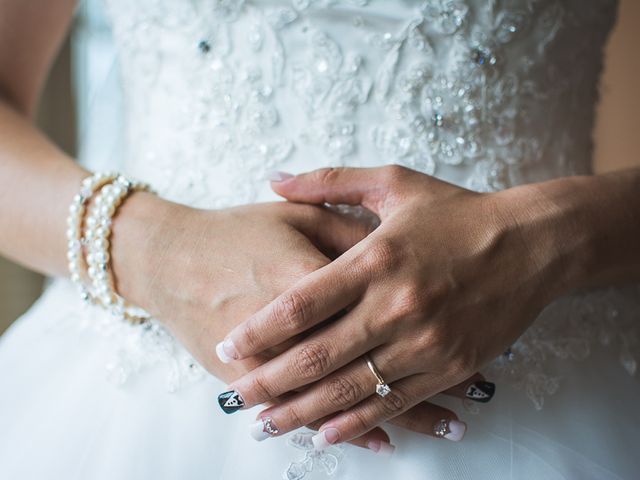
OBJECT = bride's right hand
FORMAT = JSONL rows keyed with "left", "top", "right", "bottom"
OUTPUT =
{"left": 109, "top": 192, "right": 368, "bottom": 382}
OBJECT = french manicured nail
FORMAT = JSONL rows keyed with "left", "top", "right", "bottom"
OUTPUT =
{"left": 465, "top": 381, "right": 496, "bottom": 403}
{"left": 312, "top": 428, "right": 340, "bottom": 450}
{"left": 267, "top": 171, "right": 294, "bottom": 182}
{"left": 434, "top": 418, "right": 467, "bottom": 442}
{"left": 367, "top": 440, "right": 396, "bottom": 457}
{"left": 218, "top": 390, "right": 245, "bottom": 414}
{"left": 215, "top": 338, "right": 238, "bottom": 364}
{"left": 249, "top": 417, "right": 279, "bottom": 441}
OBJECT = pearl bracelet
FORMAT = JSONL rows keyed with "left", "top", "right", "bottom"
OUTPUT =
{"left": 66, "top": 172, "right": 118, "bottom": 303}
{"left": 84, "top": 175, "right": 155, "bottom": 324}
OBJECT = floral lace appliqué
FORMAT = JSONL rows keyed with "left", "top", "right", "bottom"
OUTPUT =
{"left": 284, "top": 431, "right": 345, "bottom": 480}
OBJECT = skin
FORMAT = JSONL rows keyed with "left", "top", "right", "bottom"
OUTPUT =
{"left": 0, "top": 0, "right": 479, "bottom": 452}
{"left": 222, "top": 165, "right": 640, "bottom": 446}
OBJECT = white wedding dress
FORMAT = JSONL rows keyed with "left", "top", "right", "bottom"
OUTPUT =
{"left": 1, "top": 0, "right": 639, "bottom": 479}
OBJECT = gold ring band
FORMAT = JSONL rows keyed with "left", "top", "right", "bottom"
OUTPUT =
{"left": 364, "top": 354, "right": 391, "bottom": 397}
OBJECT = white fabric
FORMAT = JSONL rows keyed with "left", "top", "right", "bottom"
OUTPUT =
{"left": 1, "top": 0, "right": 639, "bottom": 478}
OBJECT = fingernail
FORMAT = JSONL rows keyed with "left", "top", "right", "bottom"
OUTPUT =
{"left": 465, "top": 381, "right": 496, "bottom": 403}
{"left": 215, "top": 342, "right": 231, "bottom": 363}
{"left": 367, "top": 440, "right": 396, "bottom": 457}
{"left": 312, "top": 427, "right": 340, "bottom": 450}
{"left": 218, "top": 390, "right": 245, "bottom": 414}
{"left": 434, "top": 418, "right": 467, "bottom": 442}
{"left": 267, "top": 171, "right": 294, "bottom": 182}
{"left": 215, "top": 338, "right": 238, "bottom": 363}
{"left": 249, "top": 417, "right": 279, "bottom": 441}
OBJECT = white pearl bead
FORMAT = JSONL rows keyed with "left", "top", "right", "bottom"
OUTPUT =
{"left": 67, "top": 216, "right": 80, "bottom": 228}
{"left": 94, "top": 238, "right": 109, "bottom": 250}
{"left": 99, "top": 204, "right": 114, "bottom": 217}
{"left": 95, "top": 251, "right": 109, "bottom": 264}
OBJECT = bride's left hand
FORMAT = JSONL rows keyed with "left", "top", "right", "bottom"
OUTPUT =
{"left": 218, "top": 165, "right": 567, "bottom": 445}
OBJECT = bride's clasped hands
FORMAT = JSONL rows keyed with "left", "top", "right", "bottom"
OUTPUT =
{"left": 217, "top": 165, "right": 587, "bottom": 448}
{"left": 109, "top": 187, "right": 481, "bottom": 450}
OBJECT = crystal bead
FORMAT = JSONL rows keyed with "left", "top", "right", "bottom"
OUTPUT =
{"left": 472, "top": 47, "right": 496, "bottom": 66}
{"left": 197, "top": 40, "right": 211, "bottom": 54}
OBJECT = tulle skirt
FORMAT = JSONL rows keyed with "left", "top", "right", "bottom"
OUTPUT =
{"left": 0, "top": 280, "right": 638, "bottom": 480}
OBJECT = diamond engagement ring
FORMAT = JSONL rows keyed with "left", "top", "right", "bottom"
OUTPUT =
{"left": 364, "top": 354, "right": 391, "bottom": 397}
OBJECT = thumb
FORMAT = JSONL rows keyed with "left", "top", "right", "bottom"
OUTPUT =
{"left": 269, "top": 167, "right": 399, "bottom": 217}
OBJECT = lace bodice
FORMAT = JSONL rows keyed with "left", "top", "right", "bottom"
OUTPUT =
{"left": 89, "top": 0, "right": 640, "bottom": 413}
{"left": 104, "top": 0, "right": 617, "bottom": 206}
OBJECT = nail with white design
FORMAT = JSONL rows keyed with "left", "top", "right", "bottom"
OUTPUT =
{"left": 434, "top": 418, "right": 467, "bottom": 442}
{"left": 249, "top": 417, "right": 279, "bottom": 441}
{"left": 465, "top": 381, "right": 495, "bottom": 403}
{"left": 267, "top": 171, "right": 294, "bottom": 182}
{"left": 311, "top": 427, "right": 340, "bottom": 450}
{"left": 218, "top": 390, "right": 245, "bottom": 414}
{"left": 367, "top": 440, "right": 396, "bottom": 457}
{"left": 215, "top": 338, "right": 239, "bottom": 364}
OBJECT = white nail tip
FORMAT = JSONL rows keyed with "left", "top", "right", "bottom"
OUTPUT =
{"left": 249, "top": 421, "right": 270, "bottom": 442}
{"left": 267, "top": 171, "right": 294, "bottom": 182}
{"left": 312, "top": 433, "right": 330, "bottom": 450}
{"left": 312, "top": 428, "right": 339, "bottom": 450}
{"left": 378, "top": 442, "right": 396, "bottom": 457}
{"left": 215, "top": 342, "right": 232, "bottom": 364}
{"left": 444, "top": 420, "right": 467, "bottom": 442}
{"left": 368, "top": 441, "right": 396, "bottom": 457}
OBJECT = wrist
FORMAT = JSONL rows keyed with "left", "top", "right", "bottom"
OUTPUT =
{"left": 109, "top": 191, "right": 188, "bottom": 310}
{"left": 494, "top": 177, "right": 600, "bottom": 304}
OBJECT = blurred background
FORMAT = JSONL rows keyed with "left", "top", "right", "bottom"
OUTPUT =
{"left": 1, "top": 1, "right": 639, "bottom": 335}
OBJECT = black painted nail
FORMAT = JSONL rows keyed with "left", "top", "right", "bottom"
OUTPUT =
{"left": 465, "top": 381, "right": 495, "bottom": 403}
{"left": 218, "top": 390, "right": 245, "bottom": 414}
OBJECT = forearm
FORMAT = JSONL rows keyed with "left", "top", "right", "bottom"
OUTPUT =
{"left": 0, "top": 98, "right": 88, "bottom": 276}
{"left": 505, "top": 168, "right": 640, "bottom": 300}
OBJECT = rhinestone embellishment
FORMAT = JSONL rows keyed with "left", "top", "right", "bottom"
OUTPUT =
{"left": 263, "top": 417, "right": 279, "bottom": 436}
{"left": 434, "top": 419, "right": 451, "bottom": 438}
